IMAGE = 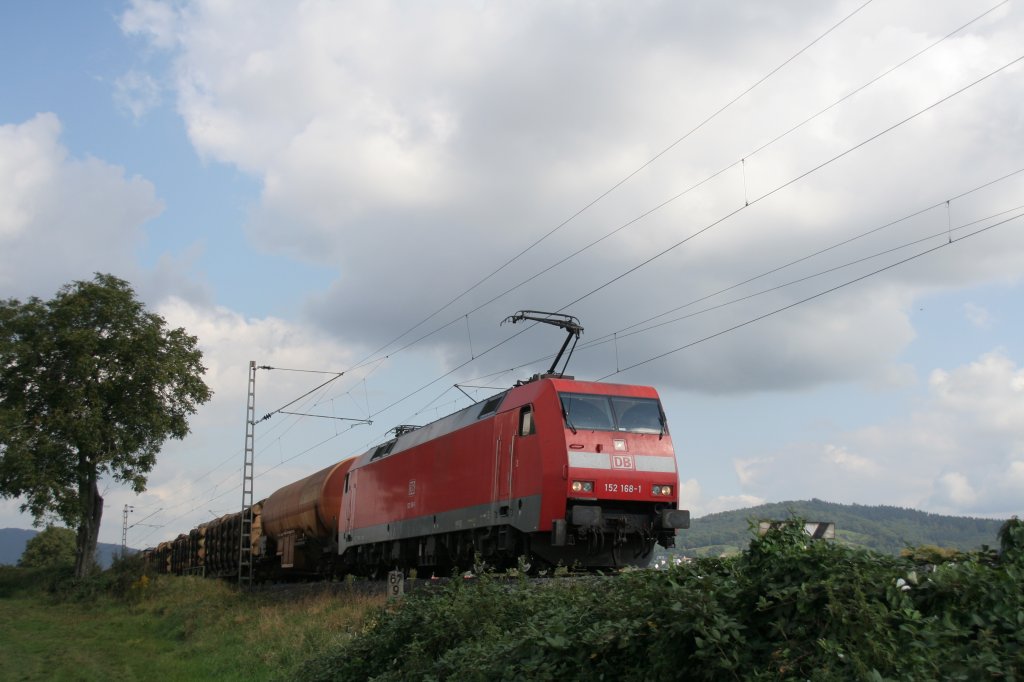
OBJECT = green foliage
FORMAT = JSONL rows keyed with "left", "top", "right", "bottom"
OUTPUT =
{"left": 300, "top": 518, "right": 1024, "bottom": 680}
{"left": 900, "top": 543, "right": 963, "bottom": 563}
{"left": 998, "top": 516, "right": 1024, "bottom": 561}
{"left": 0, "top": 274, "right": 212, "bottom": 576}
{"left": 17, "top": 525, "right": 76, "bottom": 569}
{"left": 47, "top": 551, "right": 151, "bottom": 603}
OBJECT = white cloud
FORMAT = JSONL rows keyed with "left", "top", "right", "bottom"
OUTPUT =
{"left": 0, "top": 114, "right": 63, "bottom": 239}
{"left": 934, "top": 472, "right": 978, "bottom": 507}
{"left": 156, "top": 296, "right": 359, "bottom": 403}
{"left": 95, "top": 297, "right": 368, "bottom": 545}
{"left": 120, "top": 0, "right": 182, "bottom": 49}
{"left": 678, "top": 477, "right": 764, "bottom": 518}
{"left": 928, "top": 352, "right": 1024, "bottom": 433}
{"left": 702, "top": 495, "right": 767, "bottom": 517}
{"left": 734, "top": 457, "right": 771, "bottom": 488}
{"left": 997, "top": 461, "right": 1024, "bottom": 495}
{"left": 964, "top": 302, "right": 992, "bottom": 328}
{"left": 114, "top": 70, "right": 163, "bottom": 120}
{"left": 0, "top": 113, "right": 163, "bottom": 298}
{"left": 117, "top": 1, "right": 1024, "bottom": 395}
{"left": 822, "top": 444, "right": 881, "bottom": 476}
{"left": 731, "top": 350, "right": 1024, "bottom": 517}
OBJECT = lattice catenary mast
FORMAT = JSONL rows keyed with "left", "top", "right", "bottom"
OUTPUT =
{"left": 238, "top": 361, "right": 256, "bottom": 587}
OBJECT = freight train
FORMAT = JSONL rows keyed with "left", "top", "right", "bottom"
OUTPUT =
{"left": 145, "top": 314, "right": 690, "bottom": 579}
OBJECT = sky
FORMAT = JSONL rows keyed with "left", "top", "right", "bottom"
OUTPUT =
{"left": 1, "top": 0, "right": 1022, "bottom": 548}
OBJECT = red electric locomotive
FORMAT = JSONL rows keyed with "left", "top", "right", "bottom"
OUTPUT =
{"left": 328, "top": 311, "right": 689, "bottom": 574}
{"left": 147, "top": 312, "right": 689, "bottom": 578}
{"left": 336, "top": 372, "right": 689, "bottom": 574}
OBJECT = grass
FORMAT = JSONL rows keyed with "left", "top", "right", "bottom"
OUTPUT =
{"left": 0, "top": 566, "right": 384, "bottom": 681}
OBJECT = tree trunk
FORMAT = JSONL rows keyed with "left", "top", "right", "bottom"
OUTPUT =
{"left": 74, "top": 467, "right": 103, "bottom": 578}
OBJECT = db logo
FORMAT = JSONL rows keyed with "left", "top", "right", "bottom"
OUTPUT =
{"left": 611, "top": 455, "right": 635, "bottom": 470}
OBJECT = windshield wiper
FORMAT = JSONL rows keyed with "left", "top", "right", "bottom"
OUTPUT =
{"left": 562, "top": 405, "right": 577, "bottom": 435}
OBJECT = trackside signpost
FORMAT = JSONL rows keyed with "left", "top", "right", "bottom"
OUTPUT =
{"left": 388, "top": 569, "right": 405, "bottom": 599}
{"left": 758, "top": 521, "right": 836, "bottom": 540}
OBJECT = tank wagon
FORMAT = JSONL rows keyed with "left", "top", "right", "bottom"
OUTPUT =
{"left": 145, "top": 314, "right": 690, "bottom": 579}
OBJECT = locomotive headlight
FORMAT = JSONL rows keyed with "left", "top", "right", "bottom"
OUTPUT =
{"left": 652, "top": 485, "right": 673, "bottom": 496}
{"left": 571, "top": 480, "right": 594, "bottom": 493}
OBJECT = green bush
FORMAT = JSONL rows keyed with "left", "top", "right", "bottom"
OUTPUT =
{"left": 998, "top": 516, "right": 1024, "bottom": 561}
{"left": 298, "top": 519, "right": 1024, "bottom": 681}
{"left": 32, "top": 550, "right": 149, "bottom": 603}
{"left": 17, "top": 526, "right": 76, "bottom": 569}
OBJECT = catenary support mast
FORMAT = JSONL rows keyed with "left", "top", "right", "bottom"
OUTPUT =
{"left": 238, "top": 361, "right": 256, "bottom": 587}
{"left": 121, "top": 504, "right": 133, "bottom": 558}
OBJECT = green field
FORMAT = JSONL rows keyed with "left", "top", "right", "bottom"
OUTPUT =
{"left": 0, "top": 567, "right": 382, "bottom": 681}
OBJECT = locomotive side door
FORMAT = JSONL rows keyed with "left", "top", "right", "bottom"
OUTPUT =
{"left": 512, "top": 404, "right": 540, "bottom": 525}
{"left": 493, "top": 409, "right": 518, "bottom": 519}
{"left": 493, "top": 405, "right": 538, "bottom": 521}
{"left": 341, "top": 468, "right": 356, "bottom": 552}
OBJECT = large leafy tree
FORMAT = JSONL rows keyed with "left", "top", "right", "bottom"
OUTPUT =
{"left": 0, "top": 274, "right": 212, "bottom": 577}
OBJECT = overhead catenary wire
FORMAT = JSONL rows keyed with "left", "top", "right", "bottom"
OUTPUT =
{"left": 325, "top": 0, "right": 877, "bottom": 378}
{"left": 554, "top": 54, "right": 1024, "bottom": 314}
{"left": 133, "top": 361, "right": 386, "bottom": 545}
{"left": 131, "top": 365, "right": 358, "bottom": 513}
{"left": 582, "top": 206, "right": 1024, "bottom": 353}
{"left": 327, "top": 5, "right": 1011, "bottom": 375}
{"left": 598, "top": 212, "right": 1024, "bottom": 381}
{"left": 579, "top": 172, "right": 1024, "bottom": 347}
{"left": 131, "top": 366, "right": 356, "bottom": 541}
{"left": 376, "top": 53, "right": 1024, "bottom": 417}
{"left": 132, "top": 467, "right": 244, "bottom": 544}
{"left": 255, "top": 368, "right": 346, "bottom": 425}
{"left": 452, "top": 171, "right": 1024, "bottom": 385}
{"left": 292, "top": 164, "right": 1024, "bottom": 411}
{"left": 135, "top": 430, "right": 327, "bottom": 545}
{"left": 742, "top": 0, "right": 1010, "bottom": 162}
{"left": 341, "top": 206, "right": 1024, "bottom": 478}
{"left": 301, "top": 52, "right": 1024, "bottom": 450}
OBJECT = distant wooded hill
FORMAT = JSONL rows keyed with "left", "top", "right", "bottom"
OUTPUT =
{"left": 677, "top": 499, "right": 1006, "bottom": 557}
{"left": 0, "top": 528, "right": 130, "bottom": 568}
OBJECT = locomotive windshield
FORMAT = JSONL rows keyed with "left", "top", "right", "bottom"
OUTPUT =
{"left": 559, "top": 392, "right": 666, "bottom": 435}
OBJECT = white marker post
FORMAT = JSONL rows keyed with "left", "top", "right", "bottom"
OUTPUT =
{"left": 388, "top": 569, "right": 405, "bottom": 600}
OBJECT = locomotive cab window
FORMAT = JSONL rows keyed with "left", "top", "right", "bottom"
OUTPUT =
{"left": 560, "top": 392, "right": 666, "bottom": 435}
{"left": 371, "top": 440, "right": 396, "bottom": 460}
{"left": 477, "top": 391, "right": 508, "bottom": 419}
{"left": 611, "top": 397, "right": 664, "bottom": 434}
{"left": 519, "top": 405, "right": 535, "bottom": 436}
